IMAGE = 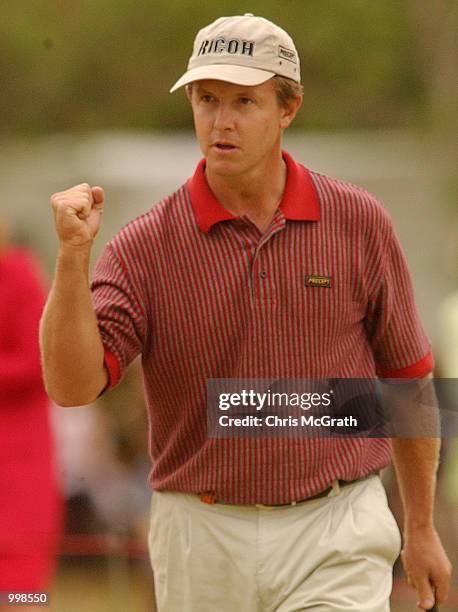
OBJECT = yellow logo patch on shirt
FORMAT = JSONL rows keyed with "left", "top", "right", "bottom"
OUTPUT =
{"left": 305, "top": 275, "right": 333, "bottom": 288}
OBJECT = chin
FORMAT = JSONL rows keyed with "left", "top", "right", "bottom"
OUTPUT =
{"left": 206, "top": 157, "right": 242, "bottom": 176}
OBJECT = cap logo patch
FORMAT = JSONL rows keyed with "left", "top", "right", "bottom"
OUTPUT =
{"left": 278, "top": 45, "right": 297, "bottom": 64}
{"left": 305, "top": 275, "right": 332, "bottom": 288}
{"left": 198, "top": 38, "right": 255, "bottom": 57}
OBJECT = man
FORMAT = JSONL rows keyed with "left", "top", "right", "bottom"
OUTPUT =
{"left": 40, "top": 14, "right": 451, "bottom": 612}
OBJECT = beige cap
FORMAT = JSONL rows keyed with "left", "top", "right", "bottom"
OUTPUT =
{"left": 170, "top": 14, "right": 300, "bottom": 93}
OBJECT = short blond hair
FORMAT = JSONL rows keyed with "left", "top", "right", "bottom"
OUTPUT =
{"left": 271, "top": 75, "right": 303, "bottom": 108}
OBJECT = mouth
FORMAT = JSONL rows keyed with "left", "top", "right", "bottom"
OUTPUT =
{"left": 213, "top": 142, "right": 237, "bottom": 151}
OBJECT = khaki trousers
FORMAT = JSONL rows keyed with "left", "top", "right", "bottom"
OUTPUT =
{"left": 148, "top": 474, "right": 401, "bottom": 611}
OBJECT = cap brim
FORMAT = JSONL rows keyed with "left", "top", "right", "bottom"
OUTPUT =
{"left": 169, "top": 64, "right": 275, "bottom": 93}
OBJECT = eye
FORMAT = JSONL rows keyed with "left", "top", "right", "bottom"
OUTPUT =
{"left": 200, "top": 94, "right": 214, "bottom": 103}
{"left": 239, "top": 97, "right": 254, "bottom": 105}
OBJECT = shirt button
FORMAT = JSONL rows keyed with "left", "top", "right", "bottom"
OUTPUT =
{"left": 259, "top": 270, "right": 267, "bottom": 279}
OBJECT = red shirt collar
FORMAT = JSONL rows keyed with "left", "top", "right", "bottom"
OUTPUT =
{"left": 186, "top": 150, "right": 321, "bottom": 233}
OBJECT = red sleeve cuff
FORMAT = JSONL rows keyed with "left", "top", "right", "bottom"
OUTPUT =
{"left": 103, "top": 349, "right": 121, "bottom": 391}
{"left": 378, "top": 351, "right": 434, "bottom": 379}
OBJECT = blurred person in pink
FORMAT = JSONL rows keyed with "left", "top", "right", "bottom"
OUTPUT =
{"left": 0, "top": 217, "right": 63, "bottom": 591}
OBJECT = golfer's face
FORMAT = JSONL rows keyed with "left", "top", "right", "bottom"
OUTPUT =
{"left": 189, "top": 79, "right": 289, "bottom": 178}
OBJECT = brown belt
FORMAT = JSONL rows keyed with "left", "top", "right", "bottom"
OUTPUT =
{"left": 254, "top": 473, "right": 378, "bottom": 509}
{"left": 199, "top": 472, "right": 378, "bottom": 508}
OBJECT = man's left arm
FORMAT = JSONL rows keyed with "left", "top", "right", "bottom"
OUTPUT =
{"left": 389, "top": 375, "right": 452, "bottom": 611}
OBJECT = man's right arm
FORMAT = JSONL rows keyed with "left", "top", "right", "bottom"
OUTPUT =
{"left": 40, "top": 183, "right": 108, "bottom": 406}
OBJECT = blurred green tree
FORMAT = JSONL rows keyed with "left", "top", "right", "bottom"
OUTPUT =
{"left": 0, "top": 1, "right": 454, "bottom": 134}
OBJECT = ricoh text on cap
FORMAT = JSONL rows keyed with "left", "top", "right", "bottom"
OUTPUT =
{"left": 170, "top": 13, "right": 301, "bottom": 92}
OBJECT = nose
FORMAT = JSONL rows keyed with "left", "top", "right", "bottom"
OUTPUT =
{"left": 213, "top": 102, "right": 235, "bottom": 131}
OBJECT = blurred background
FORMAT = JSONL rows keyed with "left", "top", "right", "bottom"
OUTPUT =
{"left": 0, "top": 1, "right": 457, "bottom": 610}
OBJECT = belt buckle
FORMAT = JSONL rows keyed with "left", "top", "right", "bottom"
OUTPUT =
{"left": 200, "top": 492, "right": 216, "bottom": 505}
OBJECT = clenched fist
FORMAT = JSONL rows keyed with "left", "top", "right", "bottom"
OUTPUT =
{"left": 50, "top": 183, "right": 105, "bottom": 248}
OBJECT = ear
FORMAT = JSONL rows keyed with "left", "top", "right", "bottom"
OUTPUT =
{"left": 185, "top": 84, "right": 193, "bottom": 103}
{"left": 280, "top": 94, "right": 302, "bottom": 129}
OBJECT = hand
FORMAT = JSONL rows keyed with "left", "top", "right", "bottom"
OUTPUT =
{"left": 50, "top": 183, "right": 105, "bottom": 248}
{"left": 401, "top": 525, "right": 452, "bottom": 610}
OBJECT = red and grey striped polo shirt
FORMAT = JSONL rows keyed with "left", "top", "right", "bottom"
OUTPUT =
{"left": 91, "top": 150, "right": 433, "bottom": 504}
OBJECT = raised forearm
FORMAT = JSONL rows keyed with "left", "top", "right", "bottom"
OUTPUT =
{"left": 40, "top": 244, "right": 107, "bottom": 406}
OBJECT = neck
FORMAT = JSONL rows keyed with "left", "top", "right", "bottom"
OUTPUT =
{"left": 205, "top": 150, "right": 287, "bottom": 231}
